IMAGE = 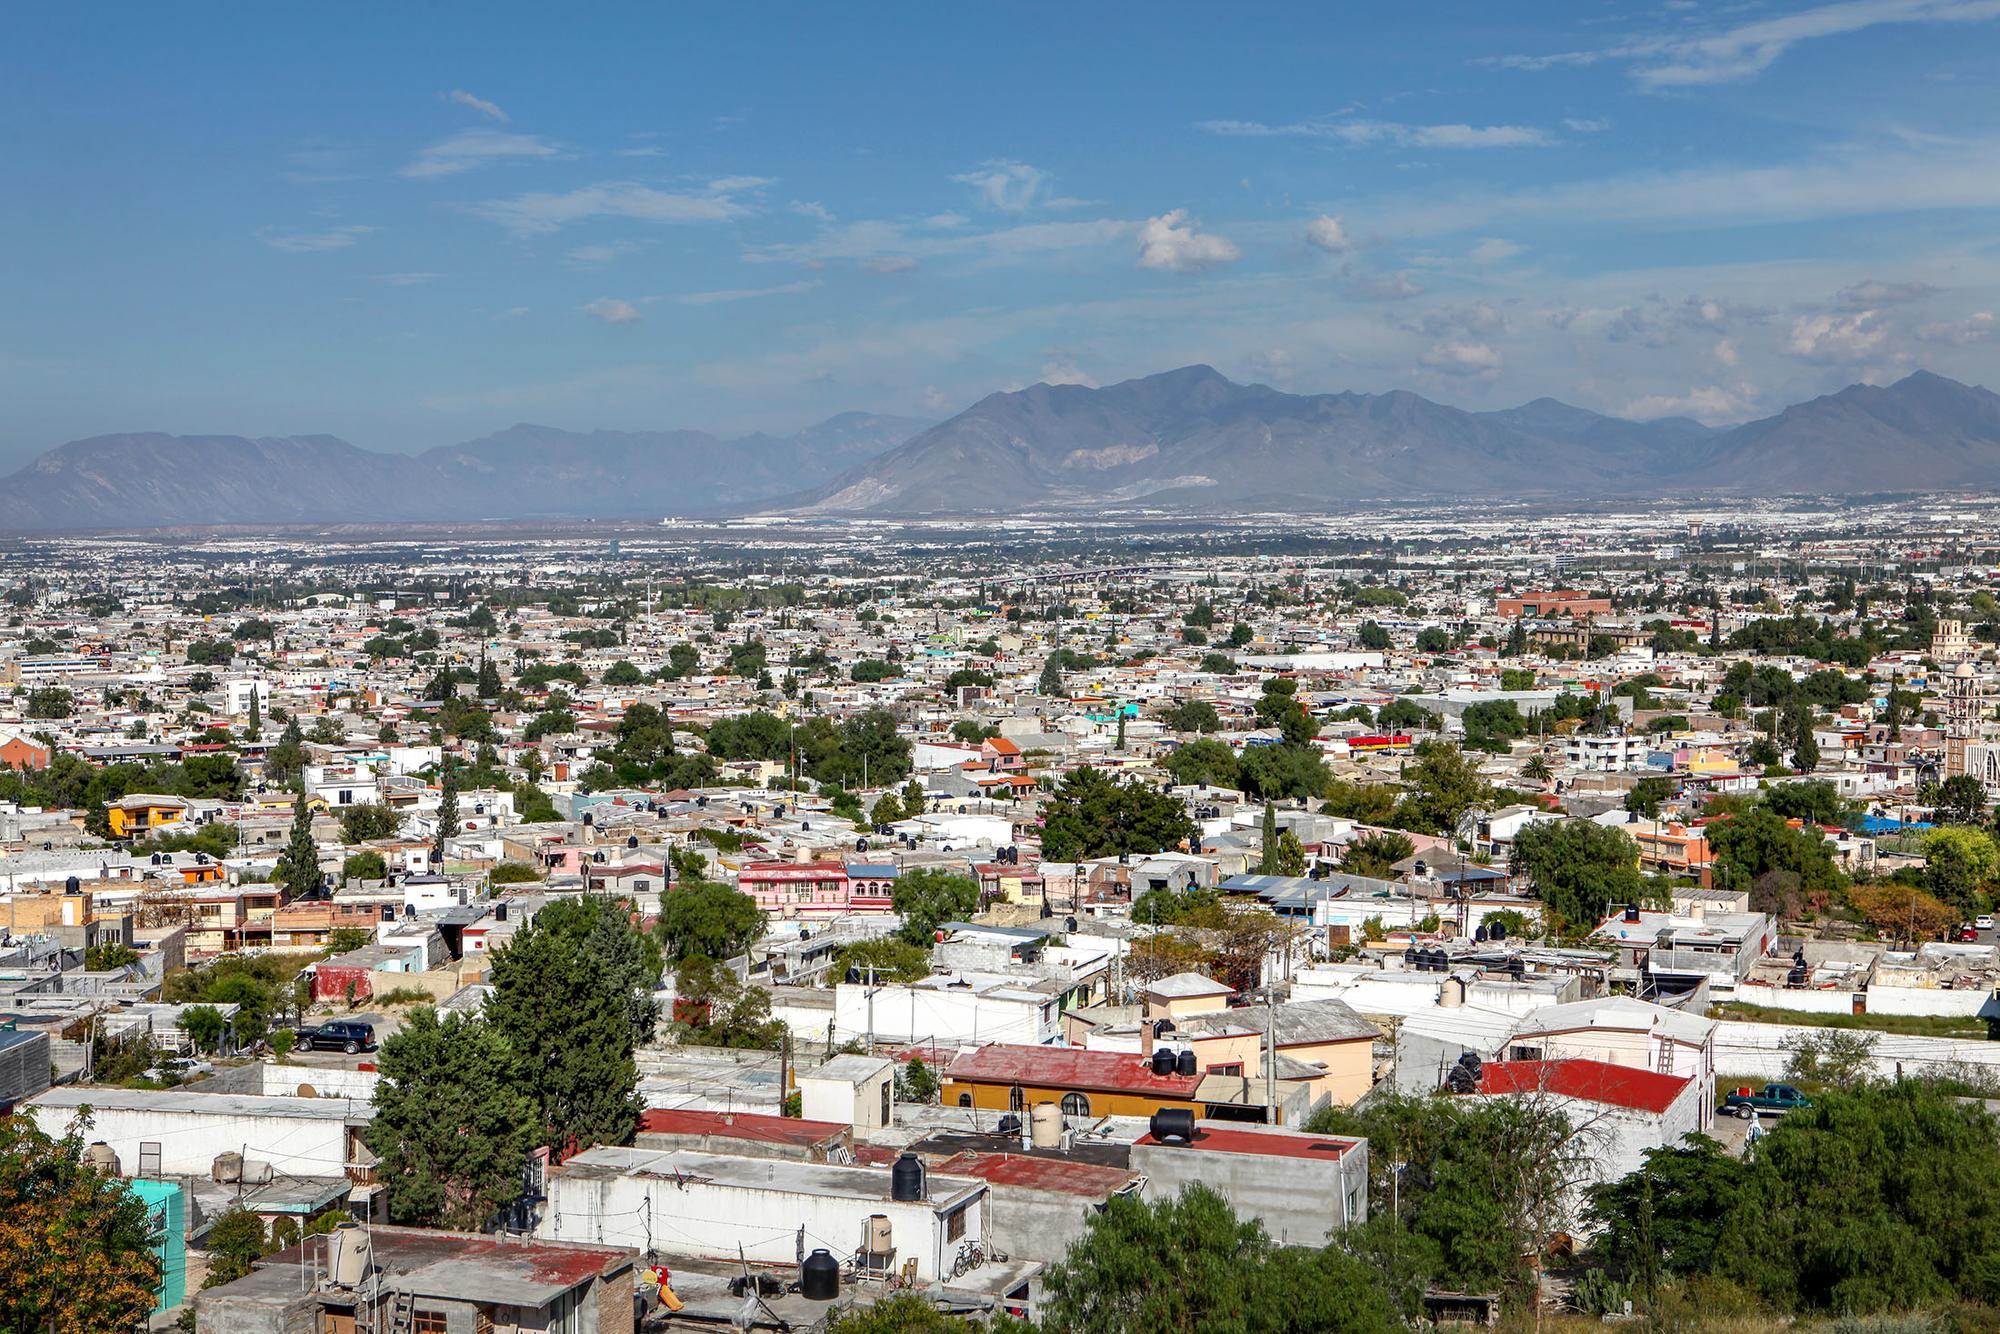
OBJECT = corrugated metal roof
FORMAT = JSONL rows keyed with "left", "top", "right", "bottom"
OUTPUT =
{"left": 929, "top": 1150, "right": 1140, "bottom": 1197}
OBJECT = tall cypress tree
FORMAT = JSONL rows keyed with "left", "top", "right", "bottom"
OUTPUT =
{"left": 1260, "top": 802, "right": 1279, "bottom": 875}
{"left": 476, "top": 651, "right": 501, "bottom": 700}
{"left": 274, "top": 792, "right": 321, "bottom": 895}
{"left": 244, "top": 687, "right": 262, "bottom": 742}
{"left": 434, "top": 759, "right": 458, "bottom": 869}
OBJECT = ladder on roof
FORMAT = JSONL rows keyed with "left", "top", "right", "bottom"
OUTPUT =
{"left": 383, "top": 1290, "right": 417, "bottom": 1334}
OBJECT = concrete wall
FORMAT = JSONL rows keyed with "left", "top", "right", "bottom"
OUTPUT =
{"left": 1730, "top": 983, "right": 1857, "bottom": 1015}
{"left": 835, "top": 983, "right": 1055, "bottom": 1047}
{"left": 541, "top": 1169, "right": 983, "bottom": 1282}
{"left": 1131, "top": 1133, "right": 1368, "bottom": 1248}
{"left": 25, "top": 1101, "right": 354, "bottom": 1177}
{"left": 1866, "top": 984, "right": 1996, "bottom": 1018}
{"left": 1714, "top": 1020, "right": 2000, "bottom": 1081}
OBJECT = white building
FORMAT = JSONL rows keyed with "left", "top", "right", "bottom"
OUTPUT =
{"left": 540, "top": 1146, "right": 989, "bottom": 1283}
{"left": 24, "top": 1085, "right": 369, "bottom": 1178}
{"left": 833, "top": 974, "right": 1060, "bottom": 1049}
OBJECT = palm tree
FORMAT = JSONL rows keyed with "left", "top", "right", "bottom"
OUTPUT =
{"left": 1521, "top": 754, "right": 1553, "bottom": 786}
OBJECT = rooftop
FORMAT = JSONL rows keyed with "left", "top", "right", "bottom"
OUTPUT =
{"left": 555, "top": 1146, "right": 987, "bottom": 1208}
{"left": 1477, "top": 1057, "right": 1691, "bottom": 1115}
{"left": 946, "top": 1044, "right": 1203, "bottom": 1099}
{"left": 1134, "top": 1121, "right": 1362, "bottom": 1161}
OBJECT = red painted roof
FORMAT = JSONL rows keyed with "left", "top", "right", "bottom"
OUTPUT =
{"left": 1478, "top": 1058, "right": 1690, "bottom": 1115}
{"left": 1135, "top": 1126, "right": 1359, "bottom": 1160}
{"left": 636, "top": 1108, "right": 845, "bottom": 1146}
{"left": 930, "top": 1150, "right": 1140, "bottom": 1197}
{"left": 946, "top": 1044, "right": 1202, "bottom": 1099}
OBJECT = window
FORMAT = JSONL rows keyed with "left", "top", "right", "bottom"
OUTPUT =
{"left": 957, "top": 1093, "right": 972, "bottom": 1107}
{"left": 633, "top": 879, "right": 649, "bottom": 893}
{"left": 946, "top": 1206, "right": 968, "bottom": 1241}
{"left": 411, "top": 1313, "right": 448, "bottom": 1334}
{"left": 1060, "top": 1093, "right": 1090, "bottom": 1117}
{"left": 1007, "top": 1085, "right": 1025, "bottom": 1112}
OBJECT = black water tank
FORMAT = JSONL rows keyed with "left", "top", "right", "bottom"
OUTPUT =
{"left": 1153, "top": 1018, "right": 1175, "bottom": 1037}
{"left": 1150, "top": 1108, "right": 1197, "bottom": 1143}
{"left": 1488, "top": 920, "right": 1507, "bottom": 942}
{"left": 800, "top": 1248, "right": 840, "bottom": 1301}
{"left": 996, "top": 1113, "right": 1021, "bottom": 1135}
{"left": 627, "top": 835, "right": 639, "bottom": 849}
{"left": 1151, "top": 1047, "right": 1176, "bottom": 1076}
{"left": 891, "top": 1152, "right": 925, "bottom": 1202}
{"left": 495, "top": 901, "right": 508, "bottom": 921}
{"left": 1176, "top": 1048, "right": 1197, "bottom": 1077}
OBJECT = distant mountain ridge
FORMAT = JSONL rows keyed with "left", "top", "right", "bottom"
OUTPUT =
{"left": 0, "top": 413, "right": 930, "bottom": 531}
{"left": 796, "top": 366, "right": 2000, "bottom": 514}
{"left": 6, "top": 368, "right": 2000, "bottom": 530}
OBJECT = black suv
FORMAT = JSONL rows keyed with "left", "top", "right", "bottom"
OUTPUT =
{"left": 298, "top": 1020, "right": 377, "bottom": 1054}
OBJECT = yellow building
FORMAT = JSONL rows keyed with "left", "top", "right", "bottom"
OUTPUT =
{"left": 106, "top": 794, "right": 191, "bottom": 840}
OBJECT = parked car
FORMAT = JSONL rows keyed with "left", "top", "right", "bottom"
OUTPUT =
{"left": 1959, "top": 926, "right": 1982, "bottom": 943}
{"left": 1977, "top": 915, "right": 1994, "bottom": 931}
{"left": 297, "top": 1020, "right": 377, "bottom": 1054}
{"left": 1722, "top": 1083, "right": 1812, "bottom": 1119}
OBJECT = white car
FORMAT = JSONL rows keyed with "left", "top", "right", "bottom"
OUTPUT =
{"left": 1978, "top": 916, "right": 1994, "bottom": 931}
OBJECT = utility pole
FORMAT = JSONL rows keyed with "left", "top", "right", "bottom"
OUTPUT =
{"left": 1264, "top": 988, "right": 1277, "bottom": 1126}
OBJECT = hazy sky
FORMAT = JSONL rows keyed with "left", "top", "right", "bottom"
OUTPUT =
{"left": 5, "top": 1, "right": 2000, "bottom": 466}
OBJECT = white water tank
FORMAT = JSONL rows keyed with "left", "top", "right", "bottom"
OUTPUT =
{"left": 329, "top": 1221, "right": 373, "bottom": 1288}
{"left": 84, "top": 1141, "right": 120, "bottom": 1175}
{"left": 1031, "top": 1101, "right": 1063, "bottom": 1149}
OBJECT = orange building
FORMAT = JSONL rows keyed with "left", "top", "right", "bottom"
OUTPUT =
{"left": 1497, "top": 590, "right": 1614, "bottom": 619}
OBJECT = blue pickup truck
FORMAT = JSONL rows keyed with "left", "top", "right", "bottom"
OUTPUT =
{"left": 1722, "top": 1083, "right": 1812, "bottom": 1119}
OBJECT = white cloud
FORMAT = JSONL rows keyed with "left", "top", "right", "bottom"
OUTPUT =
{"left": 583, "top": 297, "right": 643, "bottom": 325}
{"left": 563, "top": 241, "right": 643, "bottom": 269}
{"left": 1621, "top": 384, "right": 1759, "bottom": 422}
{"left": 1469, "top": 237, "right": 1524, "bottom": 263}
{"left": 472, "top": 178, "right": 767, "bottom": 235}
{"left": 1344, "top": 269, "right": 1424, "bottom": 301}
{"left": 1494, "top": 0, "right": 2000, "bottom": 89}
{"left": 1199, "top": 117, "right": 1554, "bottom": 148}
{"left": 401, "top": 130, "right": 558, "bottom": 179}
{"left": 747, "top": 215, "right": 1129, "bottom": 270}
{"left": 1419, "top": 341, "right": 1503, "bottom": 378}
{"left": 1136, "top": 210, "right": 1242, "bottom": 272}
{"left": 1039, "top": 355, "right": 1097, "bottom": 387}
{"left": 1917, "top": 311, "right": 1996, "bottom": 344}
{"left": 1367, "top": 136, "right": 2000, "bottom": 237}
{"left": 257, "top": 224, "right": 377, "bottom": 253}
{"left": 1713, "top": 337, "right": 1740, "bottom": 366}
{"left": 920, "top": 386, "right": 954, "bottom": 413}
{"left": 1836, "top": 278, "right": 1940, "bottom": 308}
{"left": 378, "top": 271, "right": 440, "bottom": 286}
{"left": 1249, "top": 347, "right": 1295, "bottom": 384}
{"left": 1788, "top": 310, "right": 1888, "bottom": 363}
{"left": 678, "top": 280, "right": 820, "bottom": 305}
{"left": 951, "top": 159, "right": 1083, "bottom": 212}
{"left": 865, "top": 255, "right": 919, "bottom": 274}
{"left": 790, "top": 200, "right": 836, "bottom": 222}
{"left": 496, "top": 306, "right": 530, "bottom": 320}
{"left": 1563, "top": 117, "right": 1611, "bottom": 132}
{"left": 1305, "top": 214, "right": 1354, "bottom": 254}
{"left": 447, "top": 89, "right": 509, "bottom": 123}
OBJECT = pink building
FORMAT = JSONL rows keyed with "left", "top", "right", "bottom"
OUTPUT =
{"left": 736, "top": 861, "right": 862, "bottom": 919}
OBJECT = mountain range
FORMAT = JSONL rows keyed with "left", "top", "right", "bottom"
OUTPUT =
{"left": 0, "top": 413, "right": 929, "bottom": 531}
{"left": 797, "top": 366, "right": 2000, "bottom": 513}
{"left": 4, "top": 367, "right": 1999, "bottom": 530}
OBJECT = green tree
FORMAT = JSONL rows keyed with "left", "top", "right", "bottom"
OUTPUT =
{"left": 1939, "top": 773, "right": 1989, "bottom": 825}
{"left": 1039, "top": 652, "right": 1065, "bottom": 696}
{"left": 265, "top": 716, "right": 306, "bottom": 787}
{"left": 272, "top": 792, "right": 322, "bottom": 893}
{"left": 1040, "top": 1184, "right": 1393, "bottom": 1334}
{"left": 1357, "top": 620, "right": 1391, "bottom": 650}
{"left": 1512, "top": 818, "right": 1645, "bottom": 930}
{"left": 657, "top": 880, "right": 765, "bottom": 962}
{"left": 182, "top": 1004, "right": 227, "bottom": 1053}
{"left": 342, "top": 850, "right": 387, "bottom": 881}
{"left": 367, "top": 1008, "right": 538, "bottom": 1230}
{"left": 202, "top": 1207, "right": 268, "bottom": 1288}
{"left": 24, "top": 687, "right": 73, "bottom": 719}
{"left": 1163, "top": 738, "right": 1240, "bottom": 789}
{"left": 602, "top": 659, "right": 643, "bottom": 686}
{"left": 892, "top": 867, "right": 981, "bottom": 946}
{"left": 1040, "top": 766, "right": 1197, "bottom": 863}
{"left": 1760, "top": 779, "right": 1846, "bottom": 826}
{"left": 1624, "top": 775, "right": 1672, "bottom": 819}
{"left": 672, "top": 955, "right": 787, "bottom": 1050}
{"left": 1343, "top": 831, "right": 1413, "bottom": 880}
{"left": 487, "top": 906, "right": 646, "bottom": 1160}
{"left": 1585, "top": 1135, "right": 1742, "bottom": 1297}
{"left": 1780, "top": 701, "right": 1819, "bottom": 772}
{"left": 433, "top": 759, "right": 458, "bottom": 867}
{"left": 1708, "top": 806, "right": 1840, "bottom": 895}
{"left": 1237, "top": 742, "right": 1330, "bottom": 802}
{"left": 243, "top": 687, "right": 262, "bottom": 742}
{"left": 1375, "top": 697, "right": 1437, "bottom": 734}
{"left": 1159, "top": 700, "right": 1222, "bottom": 734}
{"left": 839, "top": 936, "right": 934, "bottom": 985}
{"left": 1920, "top": 825, "right": 2000, "bottom": 914}
{"left": 337, "top": 802, "right": 401, "bottom": 843}
{"left": 1393, "top": 741, "right": 1491, "bottom": 835}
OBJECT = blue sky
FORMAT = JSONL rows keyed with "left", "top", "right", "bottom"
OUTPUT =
{"left": 5, "top": 1, "right": 2000, "bottom": 466}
